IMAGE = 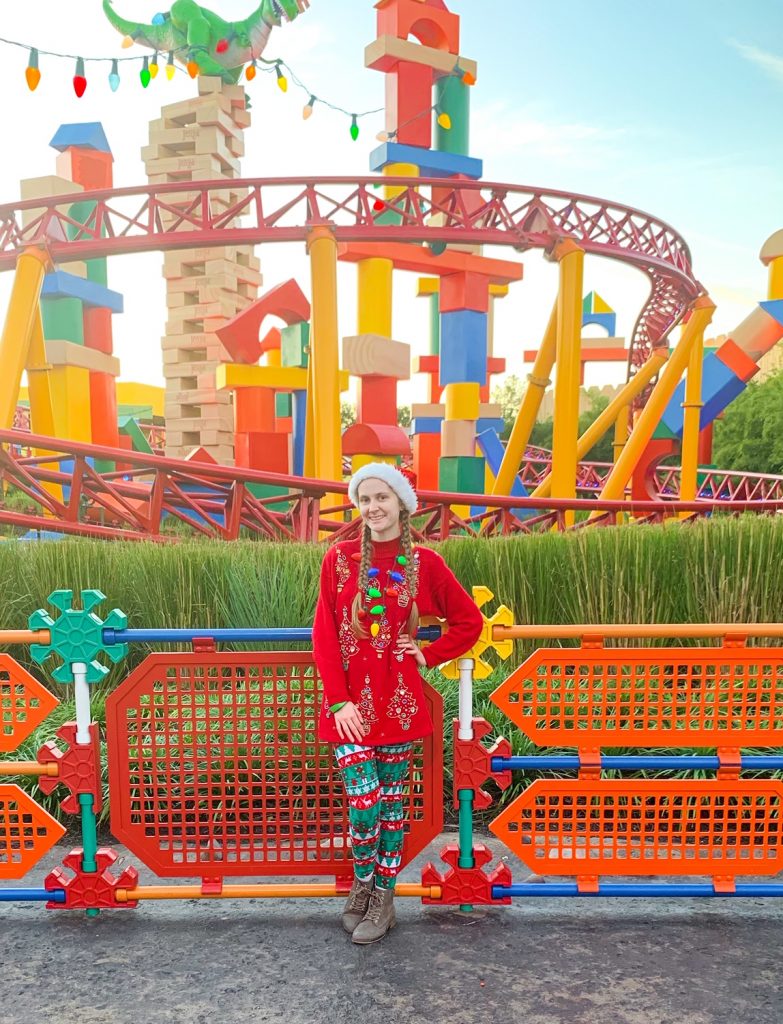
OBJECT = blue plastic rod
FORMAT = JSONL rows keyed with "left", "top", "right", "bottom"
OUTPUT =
{"left": 492, "top": 755, "right": 783, "bottom": 772}
{"left": 0, "top": 888, "right": 65, "bottom": 903}
{"left": 494, "top": 883, "right": 783, "bottom": 898}
{"left": 103, "top": 625, "right": 443, "bottom": 645}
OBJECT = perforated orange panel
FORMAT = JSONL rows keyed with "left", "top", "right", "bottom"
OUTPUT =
{"left": 0, "top": 654, "right": 59, "bottom": 753}
{"left": 0, "top": 783, "right": 66, "bottom": 879}
{"left": 491, "top": 779, "right": 783, "bottom": 877}
{"left": 491, "top": 646, "right": 783, "bottom": 747}
{"left": 105, "top": 652, "right": 443, "bottom": 878}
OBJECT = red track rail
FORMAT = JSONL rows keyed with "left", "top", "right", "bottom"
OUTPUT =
{"left": 0, "top": 176, "right": 701, "bottom": 370}
{"left": 2, "top": 430, "right": 781, "bottom": 542}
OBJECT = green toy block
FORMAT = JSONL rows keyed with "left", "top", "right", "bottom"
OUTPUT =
{"left": 41, "top": 296, "right": 84, "bottom": 345}
{"left": 275, "top": 392, "right": 293, "bottom": 417}
{"left": 85, "top": 258, "right": 108, "bottom": 287}
{"left": 438, "top": 455, "right": 485, "bottom": 495}
{"left": 281, "top": 321, "right": 310, "bottom": 368}
{"left": 652, "top": 420, "right": 679, "bottom": 441}
{"left": 119, "top": 415, "right": 153, "bottom": 455}
{"left": 247, "top": 482, "right": 291, "bottom": 513}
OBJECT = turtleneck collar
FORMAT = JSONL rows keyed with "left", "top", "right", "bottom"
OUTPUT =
{"left": 370, "top": 536, "right": 404, "bottom": 556}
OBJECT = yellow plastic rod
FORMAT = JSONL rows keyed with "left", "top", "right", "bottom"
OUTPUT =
{"left": 0, "top": 247, "right": 50, "bottom": 428}
{"left": 492, "top": 623, "right": 783, "bottom": 641}
{"left": 589, "top": 296, "right": 715, "bottom": 520}
{"left": 491, "top": 301, "right": 558, "bottom": 496}
{"left": 549, "top": 240, "right": 585, "bottom": 528}
{"left": 0, "top": 762, "right": 59, "bottom": 777}
{"left": 116, "top": 882, "right": 442, "bottom": 901}
{"left": 531, "top": 350, "right": 668, "bottom": 499}
{"left": 307, "top": 225, "right": 343, "bottom": 488}
{"left": 678, "top": 321, "right": 705, "bottom": 516}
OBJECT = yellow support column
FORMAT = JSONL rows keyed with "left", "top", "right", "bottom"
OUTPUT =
{"left": 26, "top": 310, "right": 56, "bottom": 440}
{"left": 769, "top": 257, "right": 783, "bottom": 300}
{"left": 678, "top": 321, "right": 705, "bottom": 517}
{"left": 0, "top": 247, "right": 50, "bottom": 428}
{"left": 613, "top": 407, "right": 629, "bottom": 466}
{"left": 303, "top": 354, "right": 316, "bottom": 479}
{"left": 491, "top": 302, "right": 558, "bottom": 496}
{"left": 307, "top": 225, "right": 343, "bottom": 519}
{"left": 589, "top": 296, "right": 715, "bottom": 520}
{"left": 531, "top": 350, "right": 668, "bottom": 499}
{"left": 549, "top": 241, "right": 584, "bottom": 527}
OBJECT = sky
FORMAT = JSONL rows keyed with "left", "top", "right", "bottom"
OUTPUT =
{"left": 0, "top": 0, "right": 781, "bottom": 405}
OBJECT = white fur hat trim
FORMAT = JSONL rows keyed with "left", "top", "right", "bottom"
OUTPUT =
{"left": 348, "top": 462, "right": 418, "bottom": 515}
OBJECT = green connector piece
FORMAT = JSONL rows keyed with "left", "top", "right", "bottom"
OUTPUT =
{"left": 29, "top": 589, "right": 129, "bottom": 684}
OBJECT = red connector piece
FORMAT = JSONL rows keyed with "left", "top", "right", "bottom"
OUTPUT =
{"left": 45, "top": 848, "right": 139, "bottom": 910}
{"left": 37, "top": 722, "right": 103, "bottom": 815}
{"left": 421, "top": 843, "right": 512, "bottom": 906}
{"left": 452, "top": 718, "right": 512, "bottom": 810}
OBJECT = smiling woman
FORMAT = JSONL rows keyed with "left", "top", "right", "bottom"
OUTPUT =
{"left": 312, "top": 461, "right": 483, "bottom": 943}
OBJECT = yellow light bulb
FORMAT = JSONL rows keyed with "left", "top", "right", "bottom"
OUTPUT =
{"left": 437, "top": 112, "right": 452, "bottom": 130}
{"left": 165, "top": 63, "right": 176, "bottom": 80}
{"left": 150, "top": 61, "right": 159, "bottom": 79}
{"left": 121, "top": 35, "right": 134, "bottom": 49}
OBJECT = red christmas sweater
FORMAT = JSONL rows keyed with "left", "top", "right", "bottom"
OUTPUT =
{"left": 312, "top": 536, "right": 484, "bottom": 745}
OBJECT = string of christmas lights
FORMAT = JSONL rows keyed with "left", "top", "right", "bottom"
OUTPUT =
{"left": 1, "top": 33, "right": 475, "bottom": 140}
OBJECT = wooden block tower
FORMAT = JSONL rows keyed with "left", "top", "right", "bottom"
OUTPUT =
{"left": 142, "top": 77, "right": 262, "bottom": 463}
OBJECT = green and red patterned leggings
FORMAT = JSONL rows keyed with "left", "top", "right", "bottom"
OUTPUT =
{"left": 334, "top": 742, "right": 412, "bottom": 891}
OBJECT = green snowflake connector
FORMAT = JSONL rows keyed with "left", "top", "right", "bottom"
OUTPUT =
{"left": 29, "top": 589, "right": 129, "bottom": 684}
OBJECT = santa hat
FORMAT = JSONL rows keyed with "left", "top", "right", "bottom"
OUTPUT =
{"left": 348, "top": 462, "right": 418, "bottom": 515}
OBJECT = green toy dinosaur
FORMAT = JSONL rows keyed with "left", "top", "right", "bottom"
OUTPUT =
{"left": 103, "top": 0, "right": 309, "bottom": 84}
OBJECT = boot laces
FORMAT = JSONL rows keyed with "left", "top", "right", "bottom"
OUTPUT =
{"left": 365, "top": 889, "right": 386, "bottom": 923}
{"left": 347, "top": 880, "right": 371, "bottom": 911}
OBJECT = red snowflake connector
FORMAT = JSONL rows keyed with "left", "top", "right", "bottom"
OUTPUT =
{"left": 452, "top": 718, "right": 512, "bottom": 811}
{"left": 421, "top": 843, "right": 512, "bottom": 906}
{"left": 45, "top": 848, "right": 139, "bottom": 911}
{"left": 37, "top": 722, "right": 103, "bottom": 815}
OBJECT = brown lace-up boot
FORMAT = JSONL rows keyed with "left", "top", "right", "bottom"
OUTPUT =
{"left": 341, "top": 876, "right": 375, "bottom": 934}
{"left": 351, "top": 886, "right": 396, "bottom": 944}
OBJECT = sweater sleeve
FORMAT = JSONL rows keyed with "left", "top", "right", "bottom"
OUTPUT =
{"left": 419, "top": 551, "right": 484, "bottom": 669}
{"left": 312, "top": 548, "right": 352, "bottom": 705}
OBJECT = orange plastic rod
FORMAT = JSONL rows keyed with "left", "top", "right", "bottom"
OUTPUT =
{"left": 117, "top": 883, "right": 442, "bottom": 901}
{"left": 493, "top": 623, "right": 783, "bottom": 640}
{"left": 0, "top": 629, "right": 51, "bottom": 645}
{"left": 0, "top": 762, "right": 58, "bottom": 777}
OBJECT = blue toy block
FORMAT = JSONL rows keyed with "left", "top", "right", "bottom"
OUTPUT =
{"left": 370, "top": 142, "right": 483, "bottom": 180}
{"left": 582, "top": 311, "right": 617, "bottom": 335}
{"left": 476, "top": 417, "right": 505, "bottom": 434}
{"left": 50, "top": 123, "right": 112, "bottom": 154}
{"left": 662, "top": 352, "right": 746, "bottom": 437}
{"left": 439, "top": 310, "right": 487, "bottom": 386}
{"left": 293, "top": 390, "right": 306, "bottom": 477}
{"left": 42, "top": 271, "right": 123, "bottom": 313}
{"left": 474, "top": 428, "right": 529, "bottom": 521}
{"left": 410, "top": 417, "right": 443, "bottom": 435}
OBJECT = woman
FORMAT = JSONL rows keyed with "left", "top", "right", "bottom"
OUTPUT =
{"left": 312, "top": 462, "right": 483, "bottom": 944}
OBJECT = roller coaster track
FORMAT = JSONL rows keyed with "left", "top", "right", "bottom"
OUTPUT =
{"left": 0, "top": 175, "right": 701, "bottom": 369}
{"left": 2, "top": 431, "right": 781, "bottom": 543}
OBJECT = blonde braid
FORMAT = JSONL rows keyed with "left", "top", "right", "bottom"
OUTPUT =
{"left": 350, "top": 523, "right": 373, "bottom": 638}
{"left": 400, "top": 510, "right": 420, "bottom": 637}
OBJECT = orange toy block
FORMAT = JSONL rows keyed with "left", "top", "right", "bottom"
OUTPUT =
{"left": 83, "top": 307, "right": 114, "bottom": 355}
{"left": 55, "top": 148, "right": 113, "bottom": 191}
{"left": 376, "top": 0, "right": 460, "bottom": 53}
{"left": 89, "top": 371, "right": 120, "bottom": 449}
{"left": 235, "top": 431, "right": 291, "bottom": 472}
{"left": 234, "top": 388, "right": 276, "bottom": 433}
{"left": 413, "top": 432, "right": 441, "bottom": 492}
{"left": 439, "top": 272, "right": 491, "bottom": 314}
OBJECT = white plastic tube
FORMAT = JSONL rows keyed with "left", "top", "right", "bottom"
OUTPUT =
{"left": 72, "top": 662, "right": 91, "bottom": 745}
{"left": 457, "top": 657, "right": 474, "bottom": 740}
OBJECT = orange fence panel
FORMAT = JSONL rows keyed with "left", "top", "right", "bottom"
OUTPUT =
{"left": 0, "top": 653, "right": 59, "bottom": 753}
{"left": 491, "top": 779, "right": 783, "bottom": 879}
{"left": 491, "top": 644, "right": 783, "bottom": 748}
{"left": 105, "top": 652, "right": 443, "bottom": 879}
{"left": 0, "top": 783, "right": 66, "bottom": 879}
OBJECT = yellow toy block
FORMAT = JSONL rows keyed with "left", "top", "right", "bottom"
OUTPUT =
{"left": 351, "top": 453, "right": 397, "bottom": 473}
{"left": 489, "top": 284, "right": 509, "bottom": 298}
{"left": 342, "top": 334, "right": 410, "bottom": 379}
{"left": 116, "top": 382, "right": 165, "bottom": 416}
{"left": 417, "top": 277, "right": 439, "bottom": 297}
{"left": 217, "top": 364, "right": 351, "bottom": 393}
{"left": 444, "top": 382, "right": 480, "bottom": 421}
{"left": 49, "top": 365, "right": 92, "bottom": 443}
{"left": 441, "top": 419, "right": 476, "bottom": 457}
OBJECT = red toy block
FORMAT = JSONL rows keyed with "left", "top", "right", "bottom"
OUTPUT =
{"left": 631, "top": 437, "right": 677, "bottom": 502}
{"left": 452, "top": 717, "right": 512, "bottom": 811}
{"left": 90, "top": 372, "right": 120, "bottom": 449}
{"left": 421, "top": 843, "right": 512, "bottom": 905}
{"left": 342, "top": 422, "right": 411, "bottom": 457}
{"left": 217, "top": 280, "right": 310, "bottom": 364}
{"left": 45, "top": 848, "right": 139, "bottom": 910}
{"left": 83, "top": 307, "right": 114, "bottom": 354}
{"left": 55, "top": 148, "right": 113, "bottom": 191}
{"left": 358, "top": 375, "right": 398, "bottom": 425}
{"left": 37, "top": 722, "right": 103, "bottom": 816}
{"left": 234, "top": 387, "right": 275, "bottom": 433}
{"left": 716, "top": 338, "right": 758, "bottom": 383}
{"left": 385, "top": 62, "right": 433, "bottom": 148}
{"left": 439, "top": 272, "right": 491, "bottom": 314}
{"left": 276, "top": 416, "right": 293, "bottom": 433}
{"left": 377, "top": 0, "right": 460, "bottom": 54}
{"left": 260, "top": 327, "right": 282, "bottom": 355}
{"left": 235, "top": 431, "right": 290, "bottom": 472}
{"left": 413, "top": 431, "right": 441, "bottom": 491}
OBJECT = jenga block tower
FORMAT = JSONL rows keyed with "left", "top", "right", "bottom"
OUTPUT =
{"left": 144, "top": 77, "right": 262, "bottom": 463}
